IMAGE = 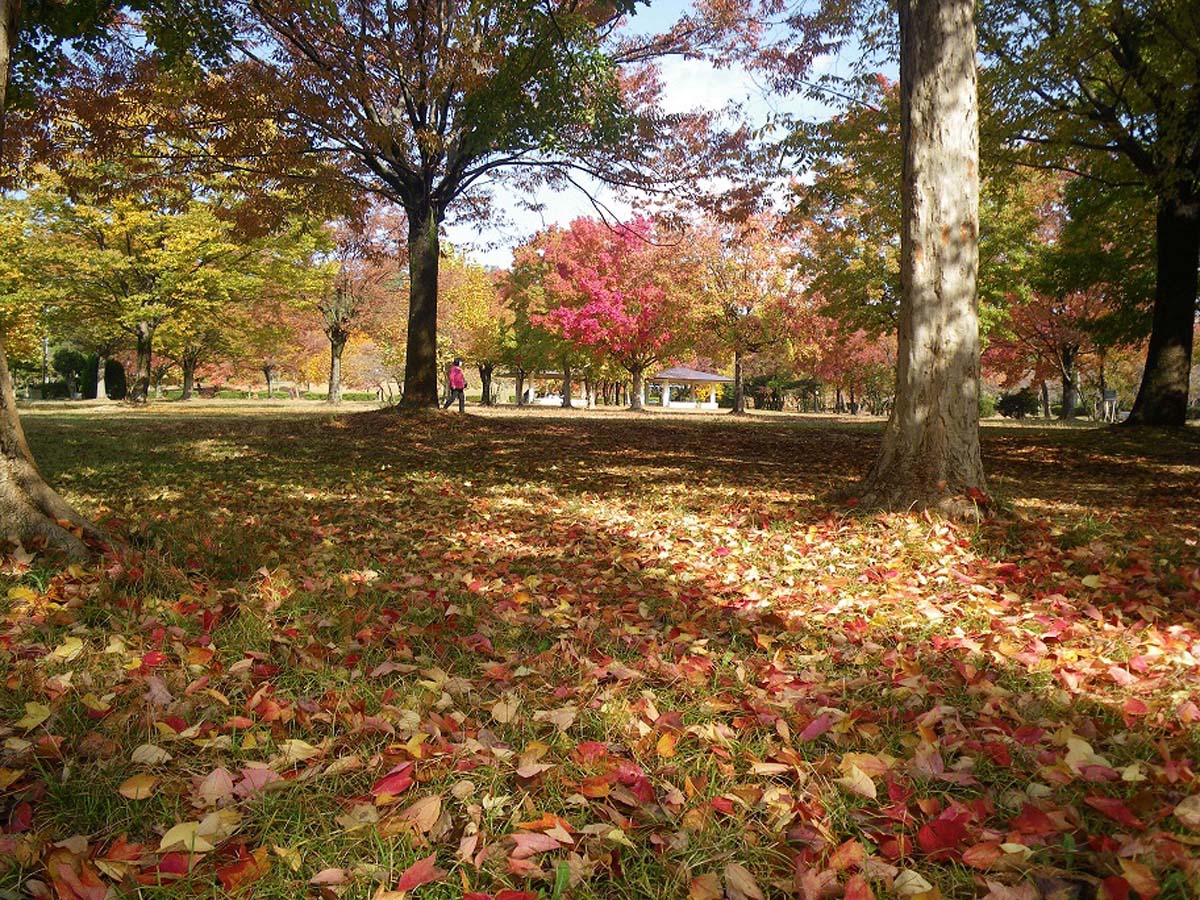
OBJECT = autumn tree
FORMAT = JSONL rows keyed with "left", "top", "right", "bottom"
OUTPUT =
{"left": 443, "top": 254, "right": 509, "bottom": 406}
{"left": 213, "top": 0, "right": 721, "bottom": 409}
{"left": 687, "top": 216, "right": 794, "bottom": 414}
{"left": 979, "top": 0, "right": 1200, "bottom": 426}
{"left": 535, "top": 216, "right": 689, "bottom": 410}
{"left": 855, "top": 0, "right": 986, "bottom": 512}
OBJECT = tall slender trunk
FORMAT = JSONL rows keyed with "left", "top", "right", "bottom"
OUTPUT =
{"left": 629, "top": 365, "right": 645, "bottom": 410}
{"left": 731, "top": 350, "right": 746, "bottom": 415}
{"left": 515, "top": 370, "right": 526, "bottom": 407}
{"left": 1125, "top": 193, "right": 1199, "bottom": 426}
{"left": 95, "top": 355, "right": 108, "bottom": 401}
{"left": 328, "top": 332, "right": 347, "bottom": 404}
{"left": 130, "top": 322, "right": 155, "bottom": 403}
{"left": 264, "top": 366, "right": 274, "bottom": 399}
{"left": 1041, "top": 380, "right": 1051, "bottom": 418}
{"left": 859, "top": 0, "right": 985, "bottom": 514}
{"left": 401, "top": 205, "right": 442, "bottom": 408}
{"left": 478, "top": 363, "right": 493, "bottom": 406}
{"left": 561, "top": 363, "right": 573, "bottom": 409}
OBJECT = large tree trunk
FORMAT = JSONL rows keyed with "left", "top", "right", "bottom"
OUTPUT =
{"left": 0, "top": 349, "right": 102, "bottom": 557}
{"left": 181, "top": 356, "right": 197, "bottom": 400}
{"left": 328, "top": 333, "right": 346, "bottom": 404}
{"left": 95, "top": 355, "right": 108, "bottom": 401}
{"left": 1125, "top": 193, "right": 1199, "bottom": 427}
{"left": 1041, "top": 380, "right": 1051, "bottom": 418}
{"left": 478, "top": 363, "right": 493, "bottom": 406}
{"left": 629, "top": 365, "right": 645, "bottom": 410}
{"left": 731, "top": 350, "right": 746, "bottom": 415}
{"left": 263, "top": 366, "right": 274, "bottom": 399}
{"left": 859, "top": 0, "right": 986, "bottom": 514}
{"left": 401, "top": 206, "right": 442, "bottom": 408}
{"left": 129, "top": 322, "right": 155, "bottom": 403}
{"left": 515, "top": 370, "right": 526, "bottom": 407}
{"left": 1059, "top": 344, "right": 1078, "bottom": 419}
{"left": 561, "top": 363, "right": 573, "bottom": 409}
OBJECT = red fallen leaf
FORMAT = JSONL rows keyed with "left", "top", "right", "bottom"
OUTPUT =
{"left": 827, "top": 839, "right": 865, "bottom": 872}
{"left": 137, "top": 852, "right": 191, "bottom": 883}
{"left": 510, "top": 831, "right": 562, "bottom": 859}
{"left": 1084, "top": 796, "right": 1145, "bottom": 829}
{"left": 1122, "top": 698, "right": 1149, "bottom": 717}
{"left": 393, "top": 854, "right": 446, "bottom": 892}
{"left": 574, "top": 741, "right": 608, "bottom": 762}
{"left": 1010, "top": 804, "right": 1057, "bottom": 834}
{"left": 918, "top": 816, "right": 968, "bottom": 859}
{"left": 798, "top": 712, "right": 835, "bottom": 742}
{"left": 1099, "top": 876, "right": 1131, "bottom": 900}
{"left": 50, "top": 860, "right": 107, "bottom": 900}
{"left": 844, "top": 874, "right": 875, "bottom": 900}
{"left": 141, "top": 651, "right": 168, "bottom": 668}
{"left": 962, "top": 841, "right": 1004, "bottom": 869}
{"left": 372, "top": 762, "right": 415, "bottom": 800}
{"left": 217, "top": 847, "right": 270, "bottom": 891}
{"left": 711, "top": 796, "right": 737, "bottom": 816}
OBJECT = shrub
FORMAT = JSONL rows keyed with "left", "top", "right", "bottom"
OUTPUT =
{"left": 979, "top": 393, "right": 997, "bottom": 418}
{"left": 997, "top": 389, "right": 1039, "bottom": 419}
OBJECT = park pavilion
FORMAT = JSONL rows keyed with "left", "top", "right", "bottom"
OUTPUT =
{"left": 647, "top": 366, "right": 733, "bottom": 409}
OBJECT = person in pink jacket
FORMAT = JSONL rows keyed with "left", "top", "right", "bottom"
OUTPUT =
{"left": 443, "top": 358, "right": 467, "bottom": 412}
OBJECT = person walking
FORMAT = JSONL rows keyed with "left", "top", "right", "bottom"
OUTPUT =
{"left": 444, "top": 358, "right": 467, "bottom": 412}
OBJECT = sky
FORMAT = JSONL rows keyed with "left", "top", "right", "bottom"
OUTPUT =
{"left": 443, "top": 1, "right": 853, "bottom": 269}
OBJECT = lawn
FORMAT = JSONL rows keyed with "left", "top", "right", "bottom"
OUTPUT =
{"left": 2, "top": 404, "right": 1199, "bottom": 900}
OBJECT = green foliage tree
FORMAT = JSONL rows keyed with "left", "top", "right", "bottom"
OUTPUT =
{"left": 979, "top": 0, "right": 1200, "bottom": 426}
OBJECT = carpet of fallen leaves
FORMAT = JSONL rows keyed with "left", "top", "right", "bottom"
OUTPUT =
{"left": 2, "top": 404, "right": 1199, "bottom": 900}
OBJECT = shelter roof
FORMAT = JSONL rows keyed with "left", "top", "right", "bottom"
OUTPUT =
{"left": 652, "top": 366, "right": 733, "bottom": 384}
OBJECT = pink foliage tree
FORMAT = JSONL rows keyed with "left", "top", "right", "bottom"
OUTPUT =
{"left": 537, "top": 217, "right": 689, "bottom": 409}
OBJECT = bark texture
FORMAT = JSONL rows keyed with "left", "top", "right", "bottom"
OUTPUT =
{"left": 1125, "top": 193, "right": 1199, "bottom": 426}
{"left": 859, "top": 0, "right": 986, "bottom": 514}
{"left": 629, "top": 366, "right": 644, "bottom": 410}
{"left": 130, "top": 322, "right": 155, "bottom": 403}
{"left": 730, "top": 350, "right": 746, "bottom": 415}
{"left": 401, "top": 208, "right": 441, "bottom": 408}
{"left": 328, "top": 333, "right": 346, "bottom": 404}
{"left": 477, "top": 363, "right": 494, "bottom": 406}
{"left": 0, "top": 349, "right": 101, "bottom": 557}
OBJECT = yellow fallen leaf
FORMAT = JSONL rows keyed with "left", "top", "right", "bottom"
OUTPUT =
{"left": 273, "top": 845, "right": 303, "bottom": 872}
{"left": 15, "top": 702, "right": 51, "bottom": 731}
{"left": 159, "top": 821, "right": 215, "bottom": 853}
{"left": 0, "top": 768, "right": 25, "bottom": 790}
{"left": 46, "top": 636, "right": 84, "bottom": 664}
{"left": 656, "top": 732, "right": 678, "bottom": 758}
{"left": 835, "top": 763, "right": 877, "bottom": 800}
{"left": 491, "top": 695, "right": 520, "bottom": 724}
{"left": 118, "top": 774, "right": 158, "bottom": 800}
{"left": 7, "top": 585, "right": 37, "bottom": 603}
{"left": 894, "top": 870, "right": 935, "bottom": 897}
{"left": 131, "top": 744, "right": 172, "bottom": 765}
{"left": 276, "top": 739, "right": 321, "bottom": 764}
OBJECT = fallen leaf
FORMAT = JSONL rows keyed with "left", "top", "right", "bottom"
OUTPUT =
{"left": 118, "top": 774, "right": 157, "bottom": 800}
{"left": 393, "top": 853, "right": 446, "bottom": 892}
{"left": 158, "top": 821, "right": 215, "bottom": 854}
{"left": 16, "top": 702, "right": 51, "bottom": 731}
{"left": 723, "top": 862, "right": 765, "bottom": 900}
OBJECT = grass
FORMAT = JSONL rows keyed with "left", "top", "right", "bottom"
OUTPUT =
{"left": 1, "top": 403, "right": 1198, "bottom": 899}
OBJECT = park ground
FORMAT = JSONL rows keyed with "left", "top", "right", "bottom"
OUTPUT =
{"left": 2, "top": 403, "right": 1199, "bottom": 900}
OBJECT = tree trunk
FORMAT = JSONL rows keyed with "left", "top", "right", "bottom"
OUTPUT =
{"left": 561, "top": 363, "right": 573, "bottom": 409}
{"left": 264, "top": 367, "right": 274, "bottom": 399}
{"left": 0, "top": 348, "right": 102, "bottom": 557}
{"left": 1059, "top": 344, "right": 1077, "bottom": 419}
{"left": 515, "top": 370, "right": 526, "bottom": 407}
{"left": 95, "top": 355, "right": 108, "bottom": 401}
{"left": 130, "top": 322, "right": 155, "bottom": 403}
{"left": 328, "top": 333, "right": 346, "bottom": 404}
{"left": 478, "top": 363, "right": 493, "bottom": 406}
{"left": 629, "top": 366, "right": 644, "bottom": 410}
{"left": 731, "top": 350, "right": 746, "bottom": 415}
{"left": 401, "top": 205, "right": 442, "bottom": 408}
{"left": 181, "top": 357, "right": 196, "bottom": 400}
{"left": 1125, "top": 193, "right": 1199, "bottom": 426}
{"left": 859, "top": 0, "right": 986, "bottom": 515}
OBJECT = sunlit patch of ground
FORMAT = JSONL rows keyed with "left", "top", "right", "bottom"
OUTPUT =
{"left": 2, "top": 403, "right": 1198, "bottom": 899}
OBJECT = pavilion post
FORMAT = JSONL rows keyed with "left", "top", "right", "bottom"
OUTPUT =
{"left": 708, "top": 385, "right": 717, "bottom": 408}
{"left": 662, "top": 382, "right": 671, "bottom": 407}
